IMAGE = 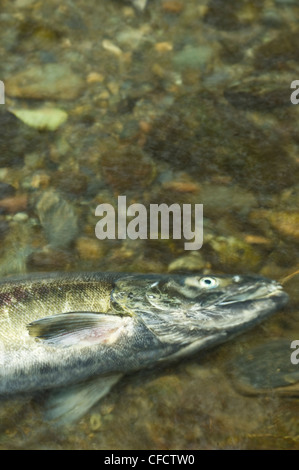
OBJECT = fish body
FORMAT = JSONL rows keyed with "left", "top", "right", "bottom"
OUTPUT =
{"left": 0, "top": 271, "right": 288, "bottom": 422}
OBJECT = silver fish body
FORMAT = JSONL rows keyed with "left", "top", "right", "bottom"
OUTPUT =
{"left": 0, "top": 271, "right": 288, "bottom": 422}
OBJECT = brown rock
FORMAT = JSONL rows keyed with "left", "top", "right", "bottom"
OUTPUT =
{"left": 0, "top": 195, "right": 27, "bottom": 213}
{"left": 259, "top": 211, "right": 299, "bottom": 241}
{"left": 76, "top": 237, "right": 104, "bottom": 260}
{"left": 6, "top": 64, "right": 84, "bottom": 100}
{"left": 162, "top": 1, "right": 184, "bottom": 13}
{"left": 101, "top": 145, "right": 156, "bottom": 192}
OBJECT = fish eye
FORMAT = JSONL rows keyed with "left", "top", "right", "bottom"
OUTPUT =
{"left": 199, "top": 277, "right": 219, "bottom": 289}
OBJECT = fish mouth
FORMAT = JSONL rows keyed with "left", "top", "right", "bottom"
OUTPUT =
{"left": 198, "top": 281, "right": 289, "bottom": 332}
{"left": 216, "top": 283, "right": 284, "bottom": 305}
{"left": 212, "top": 281, "right": 289, "bottom": 312}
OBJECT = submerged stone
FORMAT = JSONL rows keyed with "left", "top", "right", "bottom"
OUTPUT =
{"left": 0, "top": 110, "right": 45, "bottom": 166}
{"left": 10, "top": 108, "right": 68, "bottom": 131}
{"left": 224, "top": 76, "right": 292, "bottom": 111}
{"left": 209, "top": 235, "right": 262, "bottom": 271}
{"left": 228, "top": 340, "right": 299, "bottom": 396}
{"left": 6, "top": 64, "right": 84, "bottom": 100}
{"left": 144, "top": 92, "right": 298, "bottom": 194}
{"left": 254, "top": 30, "right": 299, "bottom": 69}
{"left": 250, "top": 210, "right": 299, "bottom": 242}
{"left": 204, "top": 0, "right": 263, "bottom": 30}
{"left": 0, "top": 183, "right": 16, "bottom": 200}
{"left": 101, "top": 145, "right": 156, "bottom": 192}
{"left": 173, "top": 45, "right": 215, "bottom": 70}
{"left": 35, "top": 190, "right": 79, "bottom": 249}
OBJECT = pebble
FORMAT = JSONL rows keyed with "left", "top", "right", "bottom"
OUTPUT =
{"left": 12, "top": 212, "right": 29, "bottom": 222}
{"left": 168, "top": 252, "right": 205, "bottom": 272}
{"left": 89, "top": 414, "right": 102, "bottom": 431}
{"left": 30, "top": 172, "right": 51, "bottom": 189}
{"left": 102, "top": 40, "right": 123, "bottom": 57}
{"left": 243, "top": 234, "right": 271, "bottom": 246}
{"left": 0, "top": 195, "right": 28, "bottom": 214}
{"left": 26, "top": 248, "right": 72, "bottom": 270}
{"left": 76, "top": 237, "right": 104, "bottom": 260}
{"left": 227, "top": 340, "right": 299, "bottom": 396}
{"left": 130, "top": 0, "right": 147, "bottom": 10}
{"left": 173, "top": 45, "right": 215, "bottom": 70}
{"left": 199, "top": 183, "right": 257, "bottom": 218}
{"left": 209, "top": 235, "right": 262, "bottom": 271}
{"left": 154, "top": 42, "right": 173, "bottom": 52}
{"left": 36, "top": 190, "right": 78, "bottom": 249}
{"left": 0, "top": 183, "right": 16, "bottom": 199}
{"left": 101, "top": 145, "right": 156, "bottom": 192}
{"left": 10, "top": 108, "right": 68, "bottom": 131}
{"left": 6, "top": 64, "right": 84, "bottom": 100}
{"left": 162, "top": 180, "right": 200, "bottom": 193}
{"left": 162, "top": 1, "right": 184, "bottom": 14}
{"left": 86, "top": 72, "right": 105, "bottom": 84}
{"left": 251, "top": 210, "right": 299, "bottom": 241}
{"left": 24, "top": 153, "right": 45, "bottom": 170}
{"left": 0, "top": 110, "right": 44, "bottom": 167}
{"left": 0, "top": 220, "right": 9, "bottom": 239}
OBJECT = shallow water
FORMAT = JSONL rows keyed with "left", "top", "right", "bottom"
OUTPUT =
{"left": 0, "top": 0, "right": 299, "bottom": 450}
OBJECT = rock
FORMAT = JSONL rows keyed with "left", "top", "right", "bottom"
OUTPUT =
{"left": 173, "top": 45, "right": 215, "bottom": 70}
{"left": 154, "top": 42, "right": 173, "bottom": 53}
{"left": 89, "top": 414, "right": 102, "bottom": 431}
{"left": 35, "top": 190, "right": 79, "bottom": 249}
{"left": 168, "top": 252, "right": 205, "bottom": 272}
{"left": 254, "top": 30, "right": 299, "bottom": 69}
{"left": 12, "top": 212, "right": 29, "bottom": 222}
{"left": 10, "top": 108, "right": 68, "bottom": 131}
{"left": 227, "top": 340, "right": 299, "bottom": 396}
{"left": 204, "top": 0, "right": 263, "bottom": 30}
{"left": 0, "top": 110, "right": 45, "bottom": 167}
{"left": 224, "top": 76, "right": 292, "bottom": 111}
{"left": 76, "top": 237, "right": 104, "bottom": 260}
{"left": 0, "top": 183, "right": 16, "bottom": 200}
{"left": 162, "top": 1, "right": 184, "bottom": 14}
{"left": 26, "top": 247, "right": 72, "bottom": 270}
{"left": 250, "top": 210, "right": 299, "bottom": 242}
{"left": 0, "top": 195, "right": 28, "bottom": 214}
{"left": 0, "top": 220, "right": 9, "bottom": 239}
{"left": 209, "top": 235, "right": 262, "bottom": 271}
{"left": 101, "top": 144, "right": 156, "bottom": 192}
{"left": 6, "top": 64, "right": 84, "bottom": 100}
{"left": 53, "top": 171, "right": 88, "bottom": 196}
{"left": 199, "top": 183, "right": 257, "bottom": 218}
{"left": 129, "top": 0, "right": 147, "bottom": 10}
{"left": 144, "top": 92, "right": 298, "bottom": 194}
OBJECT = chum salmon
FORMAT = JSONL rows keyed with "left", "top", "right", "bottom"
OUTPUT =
{"left": 0, "top": 271, "right": 288, "bottom": 422}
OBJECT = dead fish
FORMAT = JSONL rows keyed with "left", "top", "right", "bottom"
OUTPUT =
{"left": 0, "top": 271, "right": 288, "bottom": 423}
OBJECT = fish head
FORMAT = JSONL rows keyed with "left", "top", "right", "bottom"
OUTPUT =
{"left": 171, "top": 274, "right": 289, "bottom": 328}
{"left": 111, "top": 274, "right": 289, "bottom": 346}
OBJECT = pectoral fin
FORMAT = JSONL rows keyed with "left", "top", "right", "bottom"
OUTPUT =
{"left": 45, "top": 373, "right": 122, "bottom": 424}
{"left": 27, "top": 312, "right": 132, "bottom": 347}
